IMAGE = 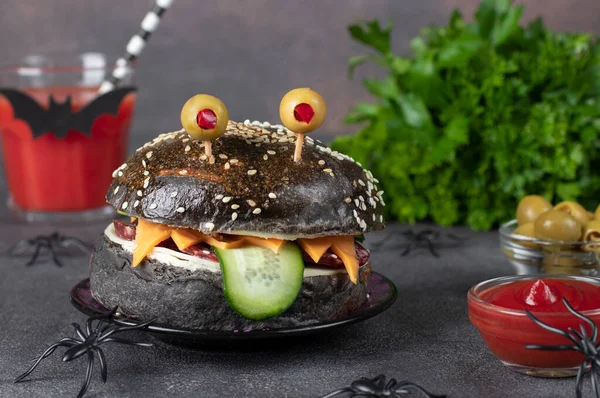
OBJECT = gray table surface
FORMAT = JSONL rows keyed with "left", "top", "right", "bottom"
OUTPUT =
{"left": 0, "top": 214, "right": 582, "bottom": 398}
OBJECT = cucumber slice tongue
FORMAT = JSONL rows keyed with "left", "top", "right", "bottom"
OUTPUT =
{"left": 215, "top": 242, "right": 304, "bottom": 320}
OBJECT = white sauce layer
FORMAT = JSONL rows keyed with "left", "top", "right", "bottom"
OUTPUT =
{"left": 104, "top": 223, "right": 344, "bottom": 277}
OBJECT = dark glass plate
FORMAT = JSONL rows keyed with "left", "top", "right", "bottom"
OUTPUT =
{"left": 70, "top": 272, "right": 397, "bottom": 346}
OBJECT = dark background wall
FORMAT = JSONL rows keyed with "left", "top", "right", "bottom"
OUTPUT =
{"left": 0, "top": 0, "right": 598, "bottom": 154}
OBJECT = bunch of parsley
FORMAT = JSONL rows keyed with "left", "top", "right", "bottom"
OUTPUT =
{"left": 332, "top": 0, "right": 600, "bottom": 230}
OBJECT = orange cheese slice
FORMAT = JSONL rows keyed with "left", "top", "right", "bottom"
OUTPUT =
{"left": 328, "top": 236, "right": 359, "bottom": 285}
{"left": 244, "top": 236, "right": 286, "bottom": 253}
{"left": 297, "top": 237, "right": 332, "bottom": 263}
{"left": 132, "top": 219, "right": 284, "bottom": 266}
{"left": 202, "top": 235, "right": 245, "bottom": 250}
{"left": 133, "top": 219, "right": 172, "bottom": 267}
{"left": 297, "top": 235, "right": 359, "bottom": 284}
{"left": 170, "top": 228, "right": 205, "bottom": 250}
{"left": 131, "top": 220, "right": 359, "bottom": 283}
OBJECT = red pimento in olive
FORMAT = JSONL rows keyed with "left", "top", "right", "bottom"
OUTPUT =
{"left": 196, "top": 109, "right": 217, "bottom": 130}
{"left": 294, "top": 103, "right": 315, "bottom": 124}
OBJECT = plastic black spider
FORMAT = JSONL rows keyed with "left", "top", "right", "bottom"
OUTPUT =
{"left": 370, "top": 229, "right": 461, "bottom": 257}
{"left": 525, "top": 297, "right": 600, "bottom": 398}
{"left": 14, "top": 308, "right": 154, "bottom": 398}
{"left": 318, "top": 374, "right": 446, "bottom": 398}
{"left": 7, "top": 232, "right": 91, "bottom": 266}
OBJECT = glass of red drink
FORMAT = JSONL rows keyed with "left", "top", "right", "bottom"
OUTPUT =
{"left": 0, "top": 53, "right": 136, "bottom": 222}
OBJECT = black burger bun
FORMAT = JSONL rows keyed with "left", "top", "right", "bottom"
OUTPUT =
{"left": 106, "top": 121, "right": 385, "bottom": 239}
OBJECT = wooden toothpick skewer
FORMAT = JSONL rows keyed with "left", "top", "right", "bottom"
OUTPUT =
{"left": 294, "top": 133, "right": 305, "bottom": 162}
{"left": 205, "top": 141, "right": 212, "bottom": 157}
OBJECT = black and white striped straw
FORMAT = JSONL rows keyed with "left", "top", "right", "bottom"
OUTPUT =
{"left": 98, "top": 0, "right": 173, "bottom": 94}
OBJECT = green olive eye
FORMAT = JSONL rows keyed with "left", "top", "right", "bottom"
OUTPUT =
{"left": 180, "top": 94, "right": 229, "bottom": 142}
{"left": 279, "top": 88, "right": 326, "bottom": 135}
{"left": 279, "top": 88, "right": 326, "bottom": 162}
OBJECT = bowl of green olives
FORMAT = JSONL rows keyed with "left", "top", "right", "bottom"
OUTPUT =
{"left": 500, "top": 195, "right": 600, "bottom": 276}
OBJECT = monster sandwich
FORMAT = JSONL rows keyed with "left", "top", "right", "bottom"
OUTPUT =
{"left": 90, "top": 89, "right": 385, "bottom": 330}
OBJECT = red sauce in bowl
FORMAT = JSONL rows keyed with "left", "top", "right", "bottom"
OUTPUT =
{"left": 481, "top": 279, "right": 600, "bottom": 312}
{"left": 468, "top": 276, "right": 600, "bottom": 375}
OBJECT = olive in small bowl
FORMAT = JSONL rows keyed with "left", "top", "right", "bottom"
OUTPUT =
{"left": 594, "top": 204, "right": 600, "bottom": 221}
{"left": 554, "top": 201, "right": 591, "bottom": 227}
{"left": 516, "top": 195, "right": 552, "bottom": 226}
{"left": 534, "top": 210, "right": 583, "bottom": 242}
{"left": 583, "top": 220, "right": 600, "bottom": 253}
{"left": 512, "top": 223, "right": 538, "bottom": 249}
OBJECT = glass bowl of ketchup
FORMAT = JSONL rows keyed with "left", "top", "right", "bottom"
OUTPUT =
{"left": 499, "top": 220, "right": 600, "bottom": 276}
{"left": 468, "top": 275, "right": 600, "bottom": 378}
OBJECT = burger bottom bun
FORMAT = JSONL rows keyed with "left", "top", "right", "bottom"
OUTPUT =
{"left": 89, "top": 235, "right": 371, "bottom": 331}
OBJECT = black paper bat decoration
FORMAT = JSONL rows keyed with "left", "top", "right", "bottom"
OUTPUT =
{"left": 0, "top": 87, "right": 136, "bottom": 139}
